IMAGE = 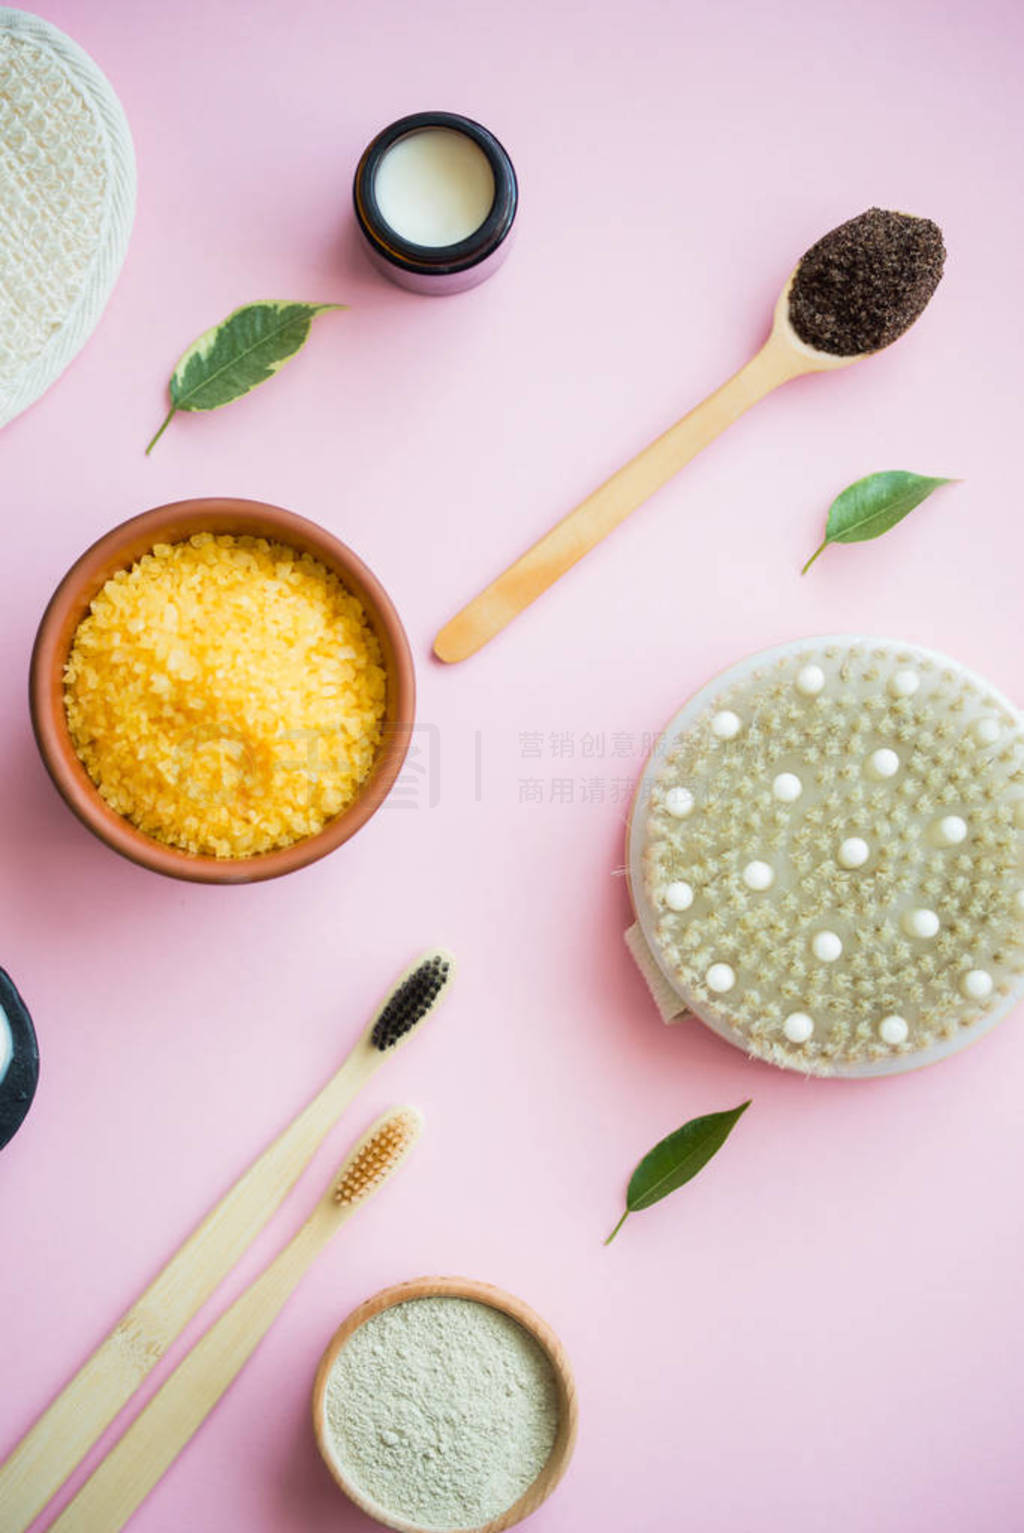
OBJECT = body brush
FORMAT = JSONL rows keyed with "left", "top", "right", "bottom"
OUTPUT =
{"left": 0, "top": 952, "right": 453, "bottom": 1533}
{"left": 628, "top": 638, "right": 1024, "bottom": 1075}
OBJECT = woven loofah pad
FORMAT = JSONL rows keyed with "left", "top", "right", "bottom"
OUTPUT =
{"left": 0, "top": 8, "right": 135, "bottom": 429}
{"left": 628, "top": 638, "right": 1024, "bottom": 1078}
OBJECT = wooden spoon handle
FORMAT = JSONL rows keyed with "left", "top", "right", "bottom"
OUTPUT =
{"left": 434, "top": 337, "right": 805, "bottom": 663}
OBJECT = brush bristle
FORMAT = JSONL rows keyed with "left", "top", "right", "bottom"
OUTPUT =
{"left": 641, "top": 640, "right": 1024, "bottom": 1073}
{"left": 333, "top": 1107, "right": 422, "bottom": 1206}
{"left": 370, "top": 953, "right": 453, "bottom": 1051}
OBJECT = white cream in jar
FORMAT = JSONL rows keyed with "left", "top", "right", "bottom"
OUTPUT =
{"left": 354, "top": 111, "right": 517, "bottom": 295}
{"left": 373, "top": 128, "right": 495, "bottom": 247}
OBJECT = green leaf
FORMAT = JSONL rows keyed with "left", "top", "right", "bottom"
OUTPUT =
{"left": 802, "top": 471, "right": 956, "bottom": 573}
{"left": 604, "top": 1100, "right": 750, "bottom": 1244}
{"left": 146, "top": 301, "right": 345, "bottom": 452}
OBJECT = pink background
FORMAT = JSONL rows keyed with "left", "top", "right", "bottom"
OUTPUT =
{"left": 3, "top": 1, "right": 1024, "bottom": 1529}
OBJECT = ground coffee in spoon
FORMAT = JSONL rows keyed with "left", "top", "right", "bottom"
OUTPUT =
{"left": 789, "top": 208, "right": 945, "bottom": 356}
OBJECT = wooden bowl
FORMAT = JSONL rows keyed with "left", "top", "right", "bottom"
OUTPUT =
{"left": 29, "top": 498, "right": 415, "bottom": 884}
{"left": 311, "top": 1276, "right": 579, "bottom": 1533}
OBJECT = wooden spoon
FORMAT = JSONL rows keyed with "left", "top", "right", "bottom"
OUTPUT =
{"left": 433, "top": 275, "right": 862, "bottom": 663}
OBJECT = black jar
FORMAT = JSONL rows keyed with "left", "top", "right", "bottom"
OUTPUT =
{"left": 353, "top": 112, "right": 518, "bottom": 295}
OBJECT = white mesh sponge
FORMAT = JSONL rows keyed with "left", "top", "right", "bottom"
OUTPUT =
{"left": 0, "top": 9, "right": 136, "bottom": 428}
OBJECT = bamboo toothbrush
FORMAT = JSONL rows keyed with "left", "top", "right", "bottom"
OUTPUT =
{"left": 0, "top": 952, "right": 452, "bottom": 1533}
{"left": 49, "top": 1106, "right": 424, "bottom": 1533}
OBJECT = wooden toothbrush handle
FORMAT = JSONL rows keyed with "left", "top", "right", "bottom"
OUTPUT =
{"left": 49, "top": 1218, "right": 333, "bottom": 1533}
{"left": 0, "top": 1047, "right": 376, "bottom": 1533}
{"left": 433, "top": 337, "right": 805, "bottom": 663}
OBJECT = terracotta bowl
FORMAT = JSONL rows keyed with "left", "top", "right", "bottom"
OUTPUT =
{"left": 29, "top": 498, "right": 415, "bottom": 884}
{"left": 312, "top": 1276, "right": 579, "bottom": 1533}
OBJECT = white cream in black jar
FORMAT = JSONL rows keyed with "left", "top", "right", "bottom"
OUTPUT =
{"left": 0, "top": 969, "right": 39, "bottom": 1150}
{"left": 354, "top": 112, "right": 517, "bottom": 295}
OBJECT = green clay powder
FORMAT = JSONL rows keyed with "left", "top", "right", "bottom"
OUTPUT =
{"left": 323, "top": 1296, "right": 560, "bottom": 1531}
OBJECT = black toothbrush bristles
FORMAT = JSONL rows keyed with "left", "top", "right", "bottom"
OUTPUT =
{"left": 370, "top": 953, "right": 453, "bottom": 1051}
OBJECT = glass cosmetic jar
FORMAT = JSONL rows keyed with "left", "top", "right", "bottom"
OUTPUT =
{"left": 353, "top": 111, "right": 517, "bottom": 295}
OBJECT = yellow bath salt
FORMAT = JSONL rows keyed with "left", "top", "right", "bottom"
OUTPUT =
{"left": 64, "top": 533, "right": 388, "bottom": 857}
